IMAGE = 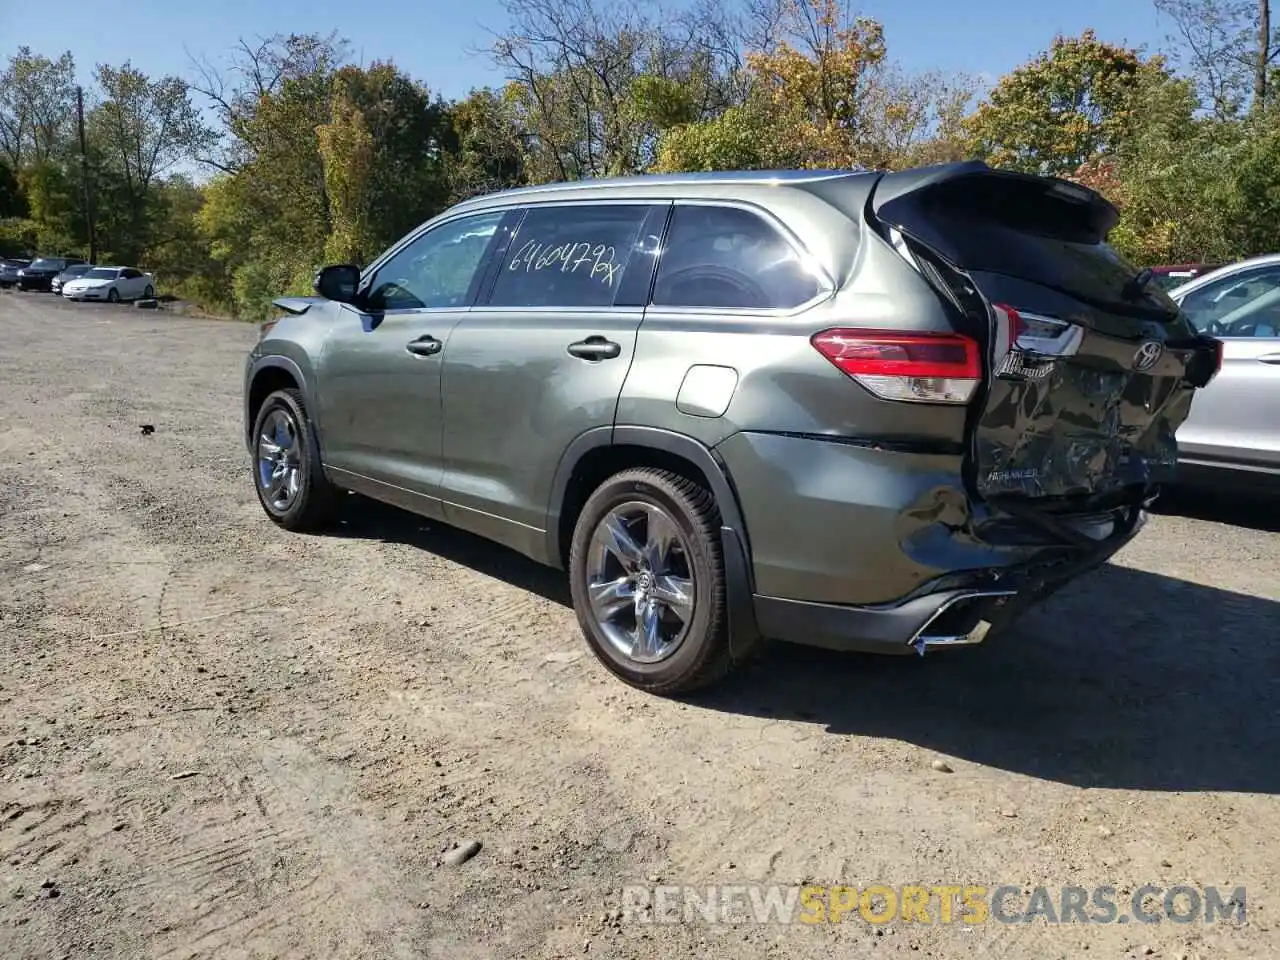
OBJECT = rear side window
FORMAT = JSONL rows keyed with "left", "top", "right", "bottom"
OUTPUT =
{"left": 488, "top": 204, "right": 648, "bottom": 308}
{"left": 653, "top": 205, "right": 824, "bottom": 309}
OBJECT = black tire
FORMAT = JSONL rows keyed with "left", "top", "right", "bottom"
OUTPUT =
{"left": 250, "top": 387, "right": 337, "bottom": 532}
{"left": 143, "top": 284, "right": 154, "bottom": 299}
{"left": 568, "top": 467, "right": 734, "bottom": 695}
{"left": 107, "top": 287, "right": 119, "bottom": 303}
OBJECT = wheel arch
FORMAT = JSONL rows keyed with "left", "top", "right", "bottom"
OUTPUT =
{"left": 245, "top": 356, "right": 313, "bottom": 452}
{"left": 547, "top": 425, "right": 761, "bottom": 658}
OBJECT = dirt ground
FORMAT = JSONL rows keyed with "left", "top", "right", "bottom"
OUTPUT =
{"left": 0, "top": 290, "right": 1276, "bottom": 960}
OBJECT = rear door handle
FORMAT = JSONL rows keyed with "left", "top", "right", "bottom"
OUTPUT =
{"left": 567, "top": 336, "right": 621, "bottom": 361}
{"left": 1257, "top": 352, "right": 1280, "bottom": 364}
{"left": 405, "top": 335, "right": 443, "bottom": 357}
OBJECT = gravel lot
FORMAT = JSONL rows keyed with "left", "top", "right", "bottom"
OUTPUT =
{"left": 1, "top": 290, "right": 1277, "bottom": 960}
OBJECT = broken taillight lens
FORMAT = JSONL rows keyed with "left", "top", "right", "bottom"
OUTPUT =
{"left": 811, "top": 328, "right": 982, "bottom": 404}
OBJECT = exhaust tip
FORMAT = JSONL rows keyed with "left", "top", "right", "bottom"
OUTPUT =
{"left": 910, "top": 591, "right": 1017, "bottom": 656}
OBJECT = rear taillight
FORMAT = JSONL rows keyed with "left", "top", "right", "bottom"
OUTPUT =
{"left": 992, "top": 303, "right": 1084, "bottom": 360}
{"left": 811, "top": 328, "right": 982, "bottom": 404}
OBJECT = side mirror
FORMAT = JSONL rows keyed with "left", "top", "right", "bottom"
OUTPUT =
{"left": 314, "top": 264, "right": 361, "bottom": 304}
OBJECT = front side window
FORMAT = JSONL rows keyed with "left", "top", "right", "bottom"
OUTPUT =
{"left": 652, "top": 205, "right": 826, "bottom": 309}
{"left": 365, "top": 211, "right": 505, "bottom": 312}
{"left": 1179, "top": 268, "right": 1280, "bottom": 337}
{"left": 487, "top": 204, "right": 649, "bottom": 308}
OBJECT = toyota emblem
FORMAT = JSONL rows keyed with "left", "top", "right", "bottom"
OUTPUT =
{"left": 1133, "top": 341, "right": 1163, "bottom": 371}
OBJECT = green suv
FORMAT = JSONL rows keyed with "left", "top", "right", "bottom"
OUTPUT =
{"left": 243, "top": 162, "right": 1221, "bottom": 694}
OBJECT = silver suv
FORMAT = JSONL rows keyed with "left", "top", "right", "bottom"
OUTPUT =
{"left": 243, "top": 162, "right": 1221, "bottom": 694}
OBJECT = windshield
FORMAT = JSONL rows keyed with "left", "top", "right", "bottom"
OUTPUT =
{"left": 64, "top": 264, "right": 92, "bottom": 276}
{"left": 83, "top": 268, "right": 119, "bottom": 280}
{"left": 30, "top": 258, "right": 64, "bottom": 270}
{"left": 1177, "top": 267, "right": 1280, "bottom": 335}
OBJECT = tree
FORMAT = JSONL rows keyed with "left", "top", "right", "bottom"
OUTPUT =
{"left": 188, "top": 32, "right": 350, "bottom": 173}
{"left": 89, "top": 63, "right": 214, "bottom": 260}
{"left": 491, "top": 0, "right": 740, "bottom": 180}
{"left": 1071, "top": 74, "right": 1244, "bottom": 264}
{"left": 653, "top": 101, "right": 786, "bottom": 170}
{"left": 963, "top": 30, "right": 1159, "bottom": 176}
{"left": 0, "top": 160, "right": 24, "bottom": 217}
{"left": 1154, "top": 0, "right": 1280, "bottom": 117}
{"left": 744, "top": 0, "right": 887, "bottom": 167}
{"left": 445, "top": 87, "right": 528, "bottom": 200}
{"left": 330, "top": 64, "right": 454, "bottom": 249}
{"left": 859, "top": 66, "right": 979, "bottom": 169}
{"left": 317, "top": 80, "right": 376, "bottom": 264}
{"left": 0, "top": 47, "right": 77, "bottom": 168}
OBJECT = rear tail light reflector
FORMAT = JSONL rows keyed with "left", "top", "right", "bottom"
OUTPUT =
{"left": 811, "top": 328, "right": 981, "bottom": 404}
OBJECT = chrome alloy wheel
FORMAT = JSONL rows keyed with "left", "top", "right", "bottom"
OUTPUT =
{"left": 257, "top": 408, "right": 302, "bottom": 512}
{"left": 585, "top": 501, "right": 697, "bottom": 664}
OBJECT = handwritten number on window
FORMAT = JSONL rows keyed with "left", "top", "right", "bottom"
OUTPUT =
{"left": 507, "top": 239, "right": 622, "bottom": 287}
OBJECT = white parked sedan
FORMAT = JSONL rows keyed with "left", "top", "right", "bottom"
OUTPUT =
{"left": 62, "top": 266, "right": 155, "bottom": 302}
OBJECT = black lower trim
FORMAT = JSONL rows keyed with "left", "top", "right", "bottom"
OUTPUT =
{"left": 754, "top": 591, "right": 958, "bottom": 654}
{"left": 755, "top": 518, "right": 1132, "bottom": 655}
{"left": 720, "top": 526, "right": 762, "bottom": 661}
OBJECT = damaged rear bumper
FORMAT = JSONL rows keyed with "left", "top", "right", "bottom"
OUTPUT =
{"left": 753, "top": 504, "right": 1144, "bottom": 655}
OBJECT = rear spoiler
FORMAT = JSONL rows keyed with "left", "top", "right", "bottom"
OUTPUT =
{"left": 871, "top": 161, "right": 1120, "bottom": 247}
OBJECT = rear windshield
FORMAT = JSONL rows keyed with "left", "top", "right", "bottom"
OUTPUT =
{"left": 880, "top": 175, "right": 1180, "bottom": 320}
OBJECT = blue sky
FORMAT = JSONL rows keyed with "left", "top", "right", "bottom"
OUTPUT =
{"left": 3, "top": 0, "right": 1173, "bottom": 102}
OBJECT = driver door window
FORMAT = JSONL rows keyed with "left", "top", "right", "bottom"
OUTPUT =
{"left": 364, "top": 211, "right": 505, "bottom": 312}
{"left": 1179, "top": 268, "right": 1280, "bottom": 337}
{"left": 651, "top": 204, "right": 828, "bottom": 309}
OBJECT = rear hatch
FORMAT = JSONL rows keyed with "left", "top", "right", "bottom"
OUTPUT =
{"left": 869, "top": 162, "right": 1221, "bottom": 507}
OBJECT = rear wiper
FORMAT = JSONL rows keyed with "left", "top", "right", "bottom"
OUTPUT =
{"left": 1122, "top": 267, "right": 1154, "bottom": 301}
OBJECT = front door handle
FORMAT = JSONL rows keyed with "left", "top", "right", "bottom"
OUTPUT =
{"left": 1256, "top": 352, "right": 1280, "bottom": 364}
{"left": 567, "top": 336, "right": 621, "bottom": 361}
{"left": 406, "top": 335, "right": 443, "bottom": 357}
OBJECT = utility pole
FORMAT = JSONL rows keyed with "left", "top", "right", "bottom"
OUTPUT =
{"left": 76, "top": 85, "right": 97, "bottom": 263}
{"left": 1257, "top": 0, "right": 1272, "bottom": 113}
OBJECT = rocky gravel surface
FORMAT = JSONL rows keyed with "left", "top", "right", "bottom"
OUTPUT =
{"left": 1, "top": 289, "right": 1277, "bottom": 959}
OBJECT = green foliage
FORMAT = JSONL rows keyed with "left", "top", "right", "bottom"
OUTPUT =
{"left": 0, "top": 160, "right": 25, "bottom": 217}
{"left": 654, "top": 105, "right": 782, "bottom": 171}
{"left": 8, "top": 5, "right": 1280, "bottom": 317}
{"left": 0, "top": 217, "right": 38, "bottom": 257}
{"left": 964, "top": 30, "right": 1156, "bottom": 176}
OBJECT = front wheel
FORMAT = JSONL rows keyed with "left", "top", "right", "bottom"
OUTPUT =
{"left": 143, "top": 284, "right": 154, "bottom": 299}
{"left": 251, "top": 388, "right": 337, "bottom": 532}
{"left": 568, "top": 467, "right": 734, "bottom": 695}
{"left": 106, "top": 287, "right": 119, "bottom": 303}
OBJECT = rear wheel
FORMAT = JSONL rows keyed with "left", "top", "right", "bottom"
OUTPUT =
{"left": 569, "top": 467, "right": 734, "bottom": 695}
{"left": 251, "top": 388, "right": 337, "bottom": 532}
{"left": 143, "top": 284, "right": 155, "bottom": 299}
